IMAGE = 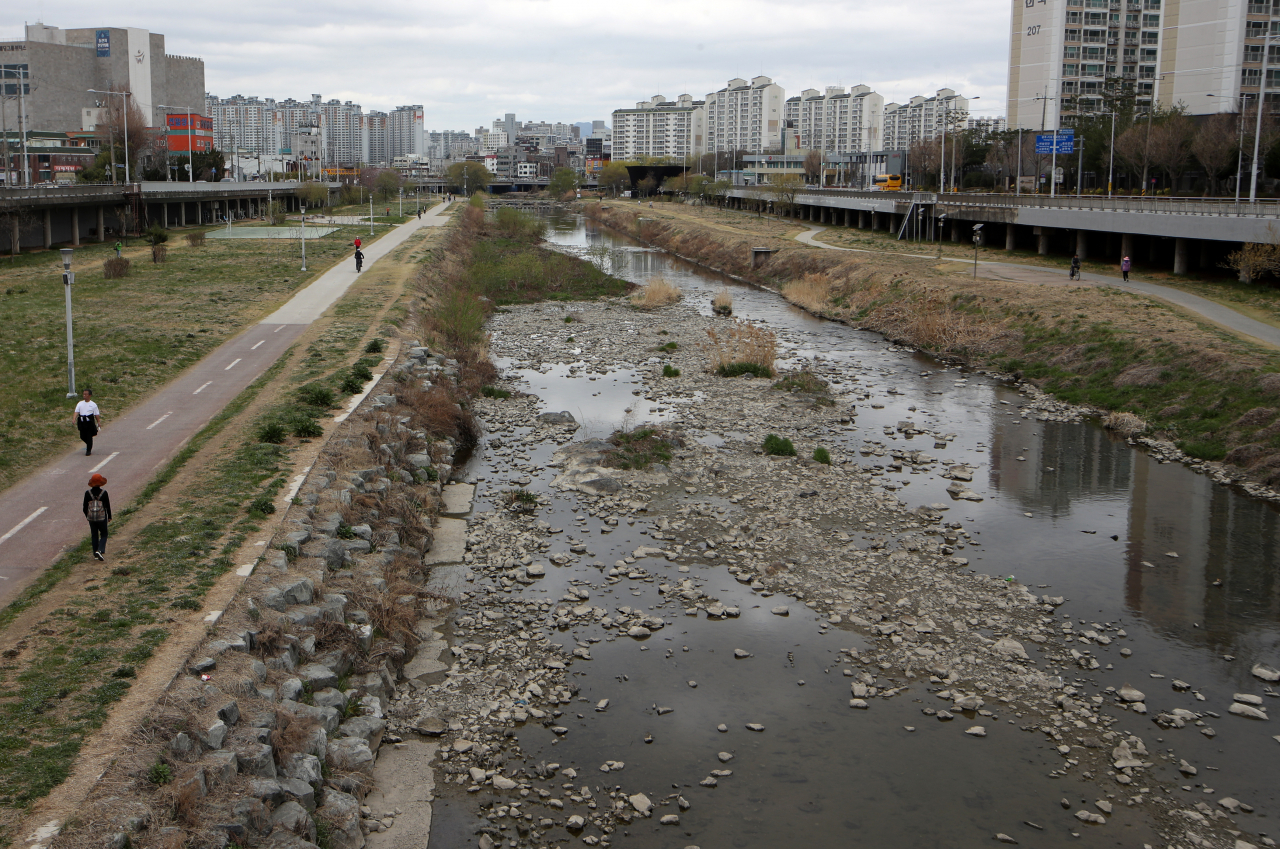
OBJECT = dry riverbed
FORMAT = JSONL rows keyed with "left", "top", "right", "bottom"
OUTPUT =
{"left": 386, "top": 295, "right": 1278, "bottom": 849}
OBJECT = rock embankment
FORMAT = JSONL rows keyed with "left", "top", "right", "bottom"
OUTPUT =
{"left": 59, "top": 345, "right": 469, "bottom": 849}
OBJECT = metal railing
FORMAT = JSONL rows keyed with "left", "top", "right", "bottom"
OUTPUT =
{"left": 777, "top": 187, "right": 1280, "bottom": 218}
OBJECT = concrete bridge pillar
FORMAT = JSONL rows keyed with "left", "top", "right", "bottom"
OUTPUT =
{"left": 43, "top": 209, "right": 51, "bottom": 249}
{"left": 949, "top": 218, "right": 961, "bottom": 243}
{"left": 1076, "top": 230, "right": 1088, "bottom": 262}
{"left": 1173, "top": 237, "right": 1189, "bottom": 275}
{"left": 71, "top": 207, "right": 80, "bottom": 246}
{"left": 180, "top": 201, "right": 186, "bottom": 227}
{"left": 1036, "top": 227, "right": 1050, "bottom": 256}
{"left": 858, "top": 210, "right": 868, "bottom": 229}
{"left": 96, "top": 206, "right": 105, "bottom": 242}
{"left": 1005, "top": 224, "right": 1016, "bottom": 251}
{"left": 9, "top": 218, "right": 18, "bottom": 254}
{"left": 1121, "top": 232, "right": 1133, "bottom": 262}
{"left": 162, "top": 202, "right": 169, "bottom": 227}
{"left": 870, "top": 211, "right": 880, "bottom": 230}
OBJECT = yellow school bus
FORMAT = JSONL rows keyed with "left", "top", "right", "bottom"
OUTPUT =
{"left": 873, "top": 173, "right": 903, "bottom": 191}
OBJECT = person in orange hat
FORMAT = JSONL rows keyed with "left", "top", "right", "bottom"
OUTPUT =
{"left": 83, "top": 473, "right": 112, "bottom": 561}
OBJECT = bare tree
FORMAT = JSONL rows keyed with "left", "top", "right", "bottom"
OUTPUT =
{"left": 803, "top": 150, "right": 822, "bottom": 185}
{"left": 1147, "top": 114, "right": 1195, "bottom": 191}
{"left": 92, "top": 87, "right": 161, "bottom": 183}
{"left": 1222, "top": 222, "right": 1280, "bottom": 282}
{"left": 1192, "top": 113, "right": 1238, "bottom": 195}
{"left": 1113, "top": 125, "right": 1149, "bottom": 190}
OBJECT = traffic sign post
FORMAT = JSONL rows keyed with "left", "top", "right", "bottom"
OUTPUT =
{"left": 1035, "top": 130, "right": 1075, "bottom": 155}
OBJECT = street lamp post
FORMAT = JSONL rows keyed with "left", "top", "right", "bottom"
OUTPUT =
{"left": 60, "top": 248, "right": 77, "bottom": 398}
{"left": 300, "top": 204, "right": 307, "bottom": 272}
{"left": 87, "top": 89, "right": 131, "bottom": 183}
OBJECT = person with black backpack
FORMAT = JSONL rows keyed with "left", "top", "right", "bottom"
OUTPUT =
{"left": 83, "top": 473, "right": 112, "bottom": 561}
{"left": 354, "top": 248, "right": 364, "bottom": 273}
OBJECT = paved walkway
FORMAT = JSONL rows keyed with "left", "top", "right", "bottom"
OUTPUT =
{"left": 0, "top": 201, "right": 454, "bottom": 605}
{"left": 795, "top": 225, "right": 1280, "bottom": 349}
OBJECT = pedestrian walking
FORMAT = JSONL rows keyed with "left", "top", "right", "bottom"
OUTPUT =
{"left": 354, "top": 248, "right": 364, "bottom": 273}
{"left": 353, "top": 236, "right": 362, "bottom": 250}
{"left": 83, "top": 473, "right": 112, "bottom": 560}
{"left": 1121, "top": 255, "right": 1131, "bottom": 282}
{"left": 1069, "top": 253, "right": 1081, "bottom": 280}
{"left": 73, "top": 388, "right": 101, "bottom": 456}
{"left": 113, "top": 240, "right": 122, "bottom": 258}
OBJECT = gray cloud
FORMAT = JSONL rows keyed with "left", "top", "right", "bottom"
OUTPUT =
{"left": 3, "top": 0, "right": 1012, "bottom": 128}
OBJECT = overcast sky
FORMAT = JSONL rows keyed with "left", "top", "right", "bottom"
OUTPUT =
{"left": 4, "top": 0, "right": 1013, "bottom": 130}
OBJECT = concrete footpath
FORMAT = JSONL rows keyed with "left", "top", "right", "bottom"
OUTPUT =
{"left": 0, "top": 201, "right": 453, "bottom": 605}
{"left": 796, "top": 224, "right": 1280, "bottom": 350}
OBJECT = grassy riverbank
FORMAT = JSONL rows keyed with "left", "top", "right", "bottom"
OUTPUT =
{"left": 0, "top": 224, "right": 386, "bottom": 489}
{"left": 584, "top": 202, "right": 1280, "bottom": 480}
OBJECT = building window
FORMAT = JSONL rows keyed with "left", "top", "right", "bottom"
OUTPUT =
{"left": 1083, "top": 63, "right": 1105, "bottom": 75}
{"left": 1065, "top": 45, "right": 1081, "bottom": 58}
{"left": 1066, "top": 28, "right": 1082, "bottom": 41}
{"left": 1085, "top": 29, "right": 1106, "bottom": 42}
{"left": 1141, "top": 47, "right": 1158, "bottom": 60}
{"left": 1085, "top": 11, "right": 1106, "bottom": 24}
{"left": 1142, "top": 31, "right": 1159, "bottom": 43}
{"left": 1248, "top": 20, "right": 1269, "bottom": 38}
{"left": 1243, "top": 68, "right": 1262, "bottom": 87}
{"left": 1064, "top": 63, "right": 1080, "bottom": 76}
{"left": 1142, "top": 13, "right": 1160, "bottom": 26}
{"left": 1067, "top": 10, "right": 1082, "bottom": 23}
{"left": 1140, "top": 64, "right": 1157, "bottom": 77}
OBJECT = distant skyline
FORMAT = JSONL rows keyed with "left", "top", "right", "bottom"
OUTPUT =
{"left": 3, "top": 0, "right": 1013, "bottom": 130}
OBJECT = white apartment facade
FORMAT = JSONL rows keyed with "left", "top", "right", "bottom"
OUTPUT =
{"left": 782, "top": 84, "right": 885, "bottom": 153}
{"left": 610, "top": 94, "right": 705, "bottom": 160}
{"left": 882, "top": 89, "right": 970, "bottom": 150}
{"left": 705, "top": 76, "right": 786, "bottom": 154}
{"left": 1006, "top": 0, "right": 1264, "bottom": 129}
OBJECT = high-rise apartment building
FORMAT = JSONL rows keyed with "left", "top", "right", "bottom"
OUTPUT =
{"left": 882, "top": 89, "right": 971, "bottom": 150}
{"left": 704, "top": 76, "right": 785, "bottom": 154}
{"left": 610, "top": 94, "right": 705, "bottom": 160}
{"left": 782, "top": 85, "right": 885, "bottom": 153}
{"left": 1006, "top": 0, "right": 1258, "bottom": 128}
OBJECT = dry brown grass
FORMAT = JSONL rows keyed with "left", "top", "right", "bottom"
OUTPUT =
{"left": 704, "top": 320, "right": 778, "bottom": 374}
{"left": 1103, "top": 411, "right": 1148, "bottom": 436}
{"left": 270, "top": 709, "right": 321, "bottom": 768}
{"left": 781, "top": 274, "right": 833, "bottom": 313}
{"left": 631, "top": 276, "right": 681, "bottom": 309}
{"left": 712, "top": 288, "right": 733, "bottom": 316}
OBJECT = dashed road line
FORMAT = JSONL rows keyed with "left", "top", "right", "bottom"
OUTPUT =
{"left": 251, "top": 340, "right": 264, "bottom": 350}
{"left": 225, "top": 358, "right": 241, "bottom": 371}
{"left": 89, "top": 452, "right": 119, "bottom": 473}
{"left": 193, "top": 381, "right": 212, "bottom": 395}
{"left": 145, "top": 412, "right": 173, "bottom": 431}
{"left": 0, "top": 507, "right": 48, "bottom": 547}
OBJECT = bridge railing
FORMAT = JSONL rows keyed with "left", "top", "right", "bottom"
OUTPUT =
{"left": 787, "top": 187, "right": 1280, "bottom": 217}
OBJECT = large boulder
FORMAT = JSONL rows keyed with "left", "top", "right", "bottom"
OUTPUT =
{"left": 316, "top": 789, "right": 365, "bottom": 849}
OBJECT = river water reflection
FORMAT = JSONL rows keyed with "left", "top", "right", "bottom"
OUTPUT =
{"left": 427, "top": 212, "right": 1280, "bottom": 848}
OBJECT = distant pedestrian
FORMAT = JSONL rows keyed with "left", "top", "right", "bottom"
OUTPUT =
{"left": 1069, "top": 253, "right": 1081, "bottom": 280}
{"left": 73, "top": 388, "right": 101, "bottom": 456}
{"left": 353, "top": 236, "right": 362, "bottom": 250}
{"left": 354, "top": 248, "right": 364, "bottom": 273}
{"left": 83, "top": 473, "right": 112, "bottom": 561}
{"left": 1121, "top": 255, "right": 1131, "bottom": 282}
{"left": 113, "top": 240, "right": 122, "bottom": 258}
{"left": 417, "top": 209, "right": 422, "bottom": 219}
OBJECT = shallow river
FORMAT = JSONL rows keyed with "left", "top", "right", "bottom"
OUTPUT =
{"left": 427, "top": 210, "right": 1280, "bottom": 849}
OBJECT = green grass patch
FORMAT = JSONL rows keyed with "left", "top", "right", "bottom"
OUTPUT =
{"left": 773, "top": 371, "right": 830, "bottom": 395}
{"left": 662, "top": 364, "right": 681, "bottom": 378}
{"left": 603, "top": 427, "right": 681, "bottom": 470}
{"left": 813, "top": 447, "right": 831, "bottom": 464}
{"left": 482, "top": 385, "right": 511, "bottom": 399}
{"left": 763, "top": 434, "right": 797, "bottom": 456}
{"left": 717, "top": 362, "right": 773, "bottom": 379}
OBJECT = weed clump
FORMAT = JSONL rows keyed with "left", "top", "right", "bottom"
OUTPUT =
{"left": 605, "top": 427, "right": 682, "bottom": 470}
{"left": 772, "top": 371, "right": 830, "bottom": 394}
{"left": 763, "top": 434, "right": 796, "bottom": 456}
{"left": 705, "top": 319, "right": 776, "bottom": 378}
{"left": 712, "top": 288, "right": 733, "bottom": 316}
{"left": 631, "top": 277, "right": 681, "bottom": 309}
{"left": 364, "top": 337, "right": 385, "bottom": 354}
{"left": 813, "top": 447, "right": 832, "bottom": 464}
{"left": 256, "top": 422, "right": 287, "bottom": 444}
{"left": 1103, "top": 411, "right": 1147, "bottom": 436}
{"left": 103, "top": 257, "right": 131, "bottom": 279}
{"left": 482, "top": 385, "right": 512, "bottom": 399}
{"left": 147, "top": 761, "right": 173, "bottom": 786}
{"left": 249, "top": 494, "right": 276, "bottom": 515}
{"left": 299, "top": 384, "right": 335, "bottom": 408}
{"left": 662, "top": 364, "right": 681, "bottom": 378}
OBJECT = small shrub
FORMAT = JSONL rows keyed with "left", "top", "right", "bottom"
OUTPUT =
{"left": 257, "top": 422, "right": 287, "bottom": 444}
{"left": 705, "top": 320, "right": 776, "bottom": 376}
{"left": 662, "top": 364, "right": 681, "bottom": 378}
{"left": 773, "top": 371, "right": 830, "bottom": 395}
{"left": 150, "top": 244, "right": 167, "bottom": 263}
{"left": 111, "top": 665, "right": 136, "bottom": 678}
{"left": 143, "top": 222, "right": 169, "bottom": 246}
{"left": 351, "top": 362, "right": 374, "bottom": 382}
{"left": 340, "top": 375, "right": 363, "bottom": 394}
{"left": 293, "top": 417, "right": 323, "bottom": 438}
{"left": 249, "top": 495, "right": 276, "bottom": 515}
{"left": 605, "top": 426, "right": 682, "bottom": 470}
{"left": 103, "top": 257, "right": 131, "bottom": 279}
{"left": 185, "top": 231, "right": 206, "bottom": 247}
{"left": 718, "top": 362, "right": 773, "bottom": 378}
{"left": 712, "top": 288, "right": 733, "bottom": 316}
{"left": 364, "top": 338, "right": 385, "bottom": 353}
{"left": 147, "top": 761, "right": 173, "bottom": 786}
{"left": 813, "top": 447, "right": 832, "bottom": 464}
{"left": 631, "top": 277, "right": 681, "bottom": 309}
{"left": 763, "top": 434, "right": 797, "bottom": 456}
{"left": 659, "top": 342, "right": 678, "bottom": 351}
{"left": 336, "top": 523, "right": 357, "bottom": 540}
{"left": 299, "top": 384, "right": 335, "bottom": 408}
{"left": 482, "top": 385, "right": 511, "bottom": 399}
{"left": 1103, "top": 411, "right": 1147, "bottom": 436}
{"left": 564, "top": 315, "right": 575, "bottom": 323}
{"left": 504, "top": 488, "right": 538, "bottom": 506}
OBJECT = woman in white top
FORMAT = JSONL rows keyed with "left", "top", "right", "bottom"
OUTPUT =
{"left": 72, "top": 388, "right": 101, "bottom": 456}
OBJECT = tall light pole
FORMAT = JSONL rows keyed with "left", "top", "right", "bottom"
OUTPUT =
{"left": 1250, "top": 35, "right": 1274, "bottom": 202}
{"left": 60, "top": 249, "right": 77, "bottom": 398}
{"left": 300, "top": 204, "right": 307, "bottom": 271}
{"left": 88, "top": 89, "right": 131, "bottom": 183}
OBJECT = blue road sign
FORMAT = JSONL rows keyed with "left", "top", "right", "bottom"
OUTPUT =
{"left": 1035, "top": 131, "right": 1075, "bottom": 155}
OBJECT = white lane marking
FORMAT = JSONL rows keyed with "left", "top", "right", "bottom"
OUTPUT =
{"left": 273, "top": 325, "right": 284, "bottom": 333}
{"left": 89, "top": 452, "right": 120, "bottom": 473}
{"left": 225, "top": 358, "right": 241, "bottom": 371}
{"left": 0, "top": 507, "right": 48, "bottom": 547}
{"left": 193, "top": 381, "right": 212, "bottom": 395}
{"left": 251, "top": 340, "right": 264, "bottom": 350}
{"left": 145, "top": 412, "right": 173, "bottom": 430}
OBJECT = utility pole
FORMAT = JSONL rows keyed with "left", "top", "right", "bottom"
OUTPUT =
{"left": 18, "top": 66, "right": 31, "bottom": 185}
{"left": 1251, "top": 35, "right": 1274, "bottom": 202}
